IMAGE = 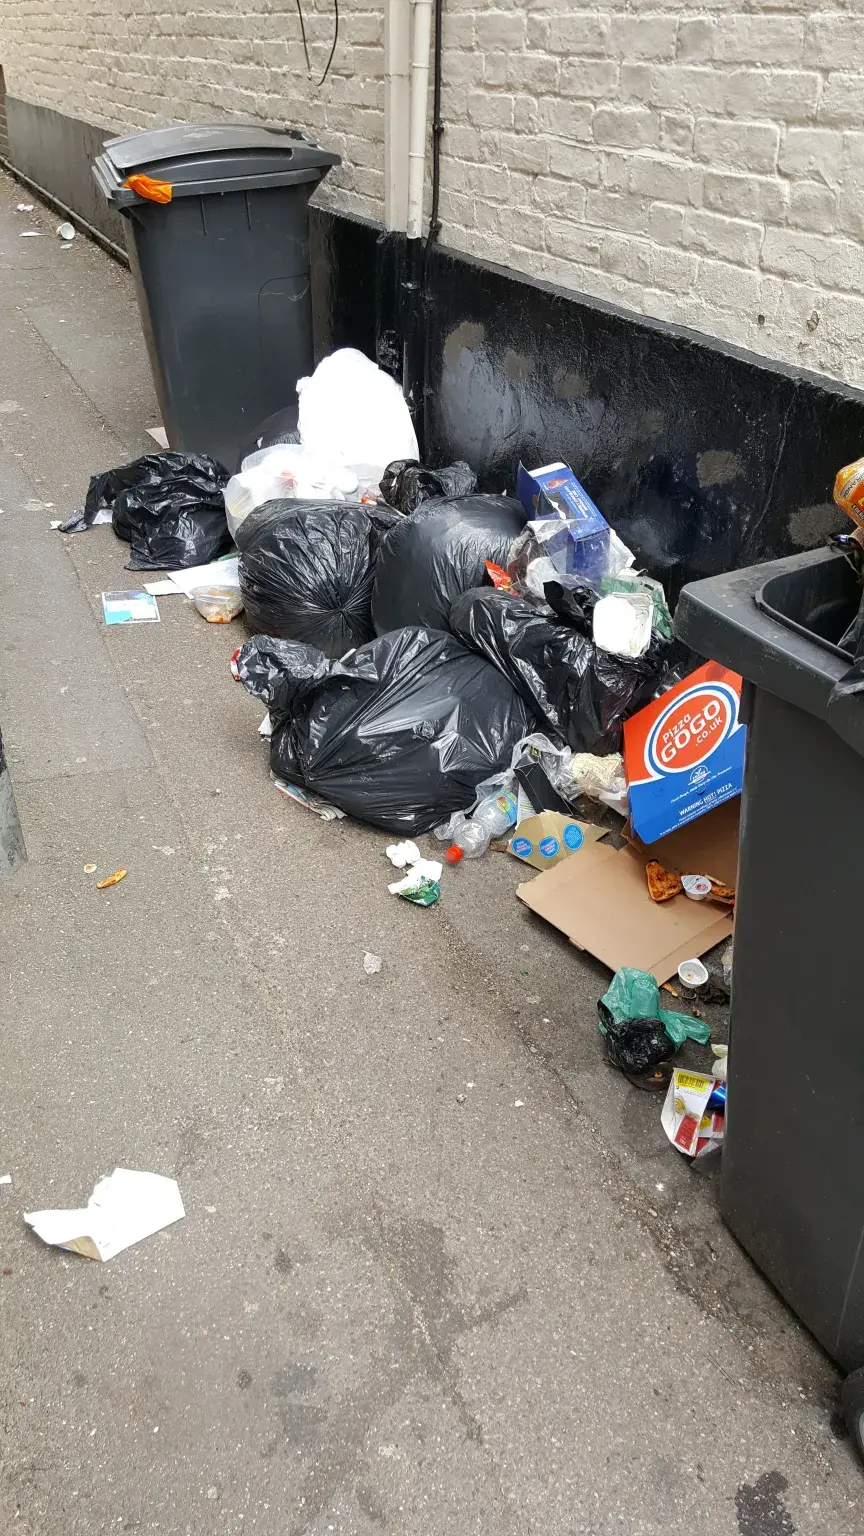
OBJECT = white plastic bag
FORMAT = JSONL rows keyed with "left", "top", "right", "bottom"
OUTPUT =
{"left": 592, "top": 591, "right": 653, "bottom": 658}
{"left": 296, "top": 349, "right": 419, "bottom": 480}
{"left": 224, "top": 445, "right": 359, "bottom": 537}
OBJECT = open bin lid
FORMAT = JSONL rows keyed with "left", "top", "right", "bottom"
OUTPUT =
{"left": 93, "top": 122, "right": 340, "bottom": 207}
{"left": 675, "top": 549, "right": 864, "bottom": 760}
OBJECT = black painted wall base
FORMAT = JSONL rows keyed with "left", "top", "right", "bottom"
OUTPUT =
{"left": 7, "top": 92, "right": 862, "bottom": 593}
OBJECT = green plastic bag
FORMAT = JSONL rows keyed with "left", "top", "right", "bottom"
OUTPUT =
{"left": 598, "top": 967, "right": 710, "bottom": 1047}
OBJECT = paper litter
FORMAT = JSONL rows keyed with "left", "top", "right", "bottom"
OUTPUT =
{"left": 25, "top": 1168, "right": 185, "bottom": 1261}
{"left": 386, "top": 840, "right": 421, "bottom": 869}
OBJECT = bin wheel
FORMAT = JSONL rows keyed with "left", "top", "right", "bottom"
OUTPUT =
{"left": 841, "top": 1368, "right": 864, "bottom": 1461}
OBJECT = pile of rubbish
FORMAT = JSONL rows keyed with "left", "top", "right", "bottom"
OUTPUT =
{"left": 59, "top": 347, "right": 746, "bottom": 1153}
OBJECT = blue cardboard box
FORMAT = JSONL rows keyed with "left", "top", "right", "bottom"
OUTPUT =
{"left": 516, "top": 461, "right": 610, "bottom": 584}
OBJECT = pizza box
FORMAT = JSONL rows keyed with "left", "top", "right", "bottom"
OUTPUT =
{"left": 516, "top": 799, "right": 738, "bottom": 983}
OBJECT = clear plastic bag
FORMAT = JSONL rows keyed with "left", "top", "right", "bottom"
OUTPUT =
{"left": 225, "top": 445, "right": 360, "bottom": 538}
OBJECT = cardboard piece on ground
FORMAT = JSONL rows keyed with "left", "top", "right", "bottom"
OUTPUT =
{"left": 509, "top": 812, "right": 607, "bottom": 871}
{"left": 517, "top": 801, "right": 736, "bottom": 982}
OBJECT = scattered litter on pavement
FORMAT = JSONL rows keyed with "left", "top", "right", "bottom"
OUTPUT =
{"left": 19, "top": 230, "right": 39, "bottom": 238}
{"left": 711, "top": 1044, "right": 728, "bottom": 1082}
{"left": 25, "top": 1168, "right": 184, "bottom": 1262}
{"left": 509, "top": 812, "right": 606, "bottom": 870}
{"left": 191, "top": 586, "right": 243, "bottom": 623}
{"left": 96, "top": 867, "right": 127, "bottom": 889}
{"left": 438, "top": 782, "right": 517, "bottom": 862}
{"left": 146, "top": 426, "right": 169, "bottom": 450}
{"left": 677, "top": 958, "right": 709, "bottom": 992}
{"left": 363, "top": 951, "right": 382, "bottom": 975}
{"left": 102, "top": 590, "right": 160, "bottom": 625}
{"left": 147, "top": 555, "right": 239, "bottom": 598}
{"left": 0, "top": 1175, "right": 11, "bottom": 1186}
{"left": 56, "top": 221, "right": 75, "bottom": 241}
{"left": 16, "top": 202, "right": 34, "bottom": 211}
{"left": 49, "top": 519, "right": 64, "bottom": 530}
{"left": 386, "top": 841, "right": 421, "bottom": 869}
{"left": 599, "top": 967, "right": 710, "bottom": 1070}
{"left": 646, "top": 861, "right": 683, "bottom": 902}
{"left": 661, "top": 1070, "right": 725, "bottom": 1158}
{"left": 271, "top": 775, "right": 345, "bottom": 820}
{"left": 388, "top": 859, "right": 442, "bottom": 906}
{"left": 83, "top": 863, "right": 97, "bottom": 874}
{"left": 517, "top": 800, "right": 736, "bottom": 981}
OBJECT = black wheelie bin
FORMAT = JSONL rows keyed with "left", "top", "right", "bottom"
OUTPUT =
{"left": 93, "top": 124, "right": 340, "bottom": 471}
{"left": 676, "top": 544, "right": 864, "bottom": 1457}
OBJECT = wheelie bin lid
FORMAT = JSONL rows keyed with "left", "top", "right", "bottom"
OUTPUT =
{"left": 675, "top": 548, "right": 864, "bottom": 760}
{"left": 93, "top": 122, "right": 340, "bottom": 208}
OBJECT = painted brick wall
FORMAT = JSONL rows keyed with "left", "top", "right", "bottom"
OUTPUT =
{"left": 2, "top": 1, "right": 864, "bottom": 388}
{"left": 436, "top": 2, "right": 864, "bottom": 390}
{"left": 0, "top": 0, "right": 386, "bottom": 217}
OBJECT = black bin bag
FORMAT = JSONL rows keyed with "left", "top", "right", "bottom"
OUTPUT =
{"left": 234, "top": 626, "right": 536, "bottom": 835}
{"left": 236, "top": 499, "right": 399, "bottom": 659}
{"left": 61, "top": 452, "right": 231, "bottom": 570}
{"left": 371, "top": 494, "right": 526, "bottom": 635}
{"left": 450, "top": 587, "right": 668, "bottom": 754}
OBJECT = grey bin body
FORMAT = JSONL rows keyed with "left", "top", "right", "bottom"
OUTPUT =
{"left": 676, "top": 547, "right": 864, "bottom": 1377}
{"left": 93, "top": 124, "right": 340, "bottom": 471}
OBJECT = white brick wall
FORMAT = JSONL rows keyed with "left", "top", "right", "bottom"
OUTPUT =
{"left": 3, "top": 0, "right": 864, "bottom": 388}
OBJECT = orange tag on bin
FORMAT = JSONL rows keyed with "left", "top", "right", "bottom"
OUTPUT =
{"left": 123, "top": 173, "right": 173, "bottom": 204}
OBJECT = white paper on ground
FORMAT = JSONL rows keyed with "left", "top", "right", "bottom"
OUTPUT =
{"left": 388, "top": 858, "right": 442, "bottom": 895}
{"left": 144, "top": 579, "right": 183, "bottom": 596}
{"left": 165, "top": 556, "right": 239, "bottom": 594}
{"left": 146, "top": 425, "right": 169, "bottom": 449}
{"left": 25, "top": 1168, "right": 185, "bottom": 1261}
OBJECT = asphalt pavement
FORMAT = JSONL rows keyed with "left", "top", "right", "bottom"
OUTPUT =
{"left": 0, "top": 170, "right": 860, "bottom": 1534}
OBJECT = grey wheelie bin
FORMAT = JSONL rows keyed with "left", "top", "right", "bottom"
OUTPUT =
{"left": 93, "top": 124, "right": 340, "bottom": 471}
{"left": 675, "top": 545, "right": 864, "bottom": 1457}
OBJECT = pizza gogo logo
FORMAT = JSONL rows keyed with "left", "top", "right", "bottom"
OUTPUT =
{"left": 645, "top": 682, "right": 739, "bottom": 777}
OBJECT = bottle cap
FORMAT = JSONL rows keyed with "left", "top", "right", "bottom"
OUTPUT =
{"left": 445, "top": 845, "right": 464, "bottom": 864}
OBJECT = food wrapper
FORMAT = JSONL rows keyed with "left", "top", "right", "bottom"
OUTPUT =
{"left": 661, "top": 1068, "right": 725, "bottom": 1157}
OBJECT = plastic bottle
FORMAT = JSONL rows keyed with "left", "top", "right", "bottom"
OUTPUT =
{"left": 445, "top": 790, "right": 517, "bottom": 863}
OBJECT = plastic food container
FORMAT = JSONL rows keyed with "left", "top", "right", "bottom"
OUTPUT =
{"left": 191, "top": 585, "right": 243, "bottom": 623}
{"left": 678, "top": 957, "right": 709, "bottom": 989}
